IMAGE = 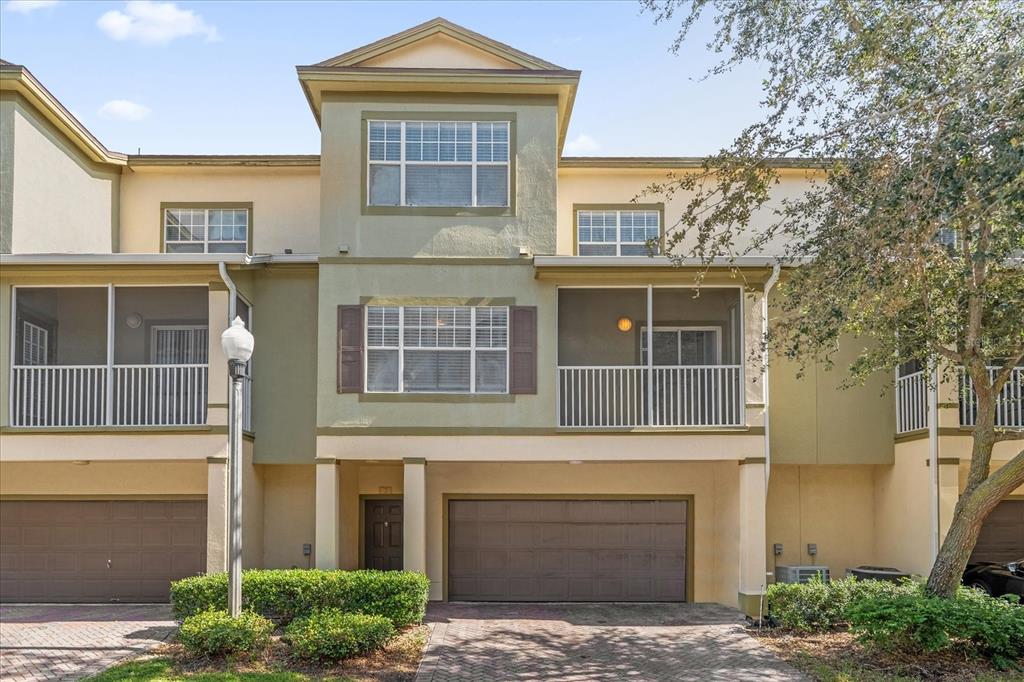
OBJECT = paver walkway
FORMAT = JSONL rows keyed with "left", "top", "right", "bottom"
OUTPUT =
{"left": 0, "top": 604, "right": 175, "bottom": 682}
{"left": 416, "top": 602, "right": 805, "bottom": 681}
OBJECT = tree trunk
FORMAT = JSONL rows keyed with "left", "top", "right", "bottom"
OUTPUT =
{"left": 926, "top": 444, "right": 1024, "bottom": 598}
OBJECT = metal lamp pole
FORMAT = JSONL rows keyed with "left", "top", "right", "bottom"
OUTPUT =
{"left": 221, "top": 316, "right": 253, "bottom": 618}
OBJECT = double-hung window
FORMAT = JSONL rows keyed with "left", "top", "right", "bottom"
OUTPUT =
{"left": 365, "top": 305, "right": 508, "bottom": 393}
{"left": 164, "top": 207, "right": 249, "bottom": 253}
{"left": 577, "top": 208, "right": 661, "bottom": 256}
{"left": 367, "top": 120, "right": 510, "bottom": 208}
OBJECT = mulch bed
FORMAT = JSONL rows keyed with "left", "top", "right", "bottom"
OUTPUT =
{"left": 751, "top": 628, "right": 1022, "bottom": 681}
{"left": 158, "top": 624, "right": 429, "bottom": 681}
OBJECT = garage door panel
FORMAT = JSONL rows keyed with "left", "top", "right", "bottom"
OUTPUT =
{"left": 448, "top": 499, "right": 688, "bottom": 602}
{"left": 971, "top": 500, "right": 1024, "bottom": 564}
{"left": 0, "top": 500, "right": 206, "bottom": 603}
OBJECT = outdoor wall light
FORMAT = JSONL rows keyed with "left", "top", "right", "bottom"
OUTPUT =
{"left": 617, "top": 316, "right": 633, "bottom": 332}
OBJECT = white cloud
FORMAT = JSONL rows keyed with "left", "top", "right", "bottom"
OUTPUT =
{"left": 564, "top": 133, "right": 601, "bottom": 155}
{"left": 4, "top": 1, "right": 60, "bottom": 13}
{"left": 98, "top": 99, "right": 151, "bottom": 121}
{"left": 97, "top": 1, "right": 219, "bottom": 46}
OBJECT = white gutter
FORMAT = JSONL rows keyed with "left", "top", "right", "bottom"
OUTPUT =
{"left": 533, "top": 255, "right": 812, "bottom": 268}
{"left": 762, "top": 263, "right": 782, "bottom": 489}
{"left": 0, "top": 252, "right": 318, "bottom": 265}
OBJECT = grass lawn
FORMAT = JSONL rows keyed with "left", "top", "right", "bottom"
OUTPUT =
{"left": 753, "top": 629, "right": 1024, "bottom": 682}
{"left": 86, "top": 625, "right": 428, "bottom": 682}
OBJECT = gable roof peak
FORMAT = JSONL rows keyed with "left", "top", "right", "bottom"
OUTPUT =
{"left": 312, "top": 17, "right": 565, "bottom": 71}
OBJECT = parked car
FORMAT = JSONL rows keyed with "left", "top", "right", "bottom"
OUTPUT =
{"left": 963, "top": 558, "right": 1024, "bottom": 598}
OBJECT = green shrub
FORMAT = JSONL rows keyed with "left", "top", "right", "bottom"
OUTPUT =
{"left": 766, "top": 576, "right": 918, "bottom": 631}
{"left": 285, "top": 609, "right": 395, "bottom": 662}
{"left": 171, "top": 569, "right": 430, "bottom": 627}
{"left": 176, "top": 609, "right": 273, "bottom": 658}
{"left": 846, "top": 587, "right": 1024, "bottom": 669}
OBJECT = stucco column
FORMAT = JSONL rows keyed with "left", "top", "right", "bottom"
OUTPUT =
{"left": 938, "top": 458, "right": 960, "bottom": 544}
{"left": 206, "top": 456, "right": 228, "bottom": 574}
{"left": 403, "top": 458, "right": 427, "bottom": 574}
{"left": 315, "top": 458, "right": 340, "bottom": 569}
{"left": 738, "top": 458, "right": 768, "bottom": 617}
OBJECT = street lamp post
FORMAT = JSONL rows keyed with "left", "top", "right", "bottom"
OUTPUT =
{"left": 220, "top": 316, "right": 254, "bottom": 618}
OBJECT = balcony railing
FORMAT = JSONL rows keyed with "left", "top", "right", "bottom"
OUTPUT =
{"left": 959, "top": 366, "right": 1024, "bottom": 428}
{"left": 895, "top": 370, "right": 928, "bottom": 434}
{"left": 11, "top": 364, "right": 209, "bottom": 427}
{"left": 557, "top": 365, "right": 743, "bottom": 428}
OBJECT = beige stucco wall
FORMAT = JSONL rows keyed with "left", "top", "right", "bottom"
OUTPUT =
{"left": 319, "top": 95, "right": 558, "bottom": 258}
{"left": 358, "top": 34, "right": 523, "bottom": 70}
{"left": 4, "top": 93, "right": 119, "bottom": 254}
{"left": 874, "top": 439, "right": 933, "bottom": 575}
{"left": 1, "top": 96, "right": 13, "bottom": 252}
{"left": 0, "top": 460, "right": 206, "bottom": 495}
{"left": 767, "top": 464, "right": 878, "bottom": 579}
{"left": 555, "top": 168, "right": 813, "bottom": 258}
{"left": 261, "top": 464, "right": 316, "bottom": 569}
{"left": 119, "top": 167, "right": 319, "bottom": 254}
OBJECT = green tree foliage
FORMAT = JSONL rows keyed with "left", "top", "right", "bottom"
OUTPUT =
{"left": 641, "top": 0, "right": 1024, "bottom": 596}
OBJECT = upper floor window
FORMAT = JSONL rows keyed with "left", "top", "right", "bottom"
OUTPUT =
{"left": 576, "top": 207, "right": 662, "bottom": 256}
{"left": 367, "top": 120, "right": 510, "bottom": 208}
{"left": 365, "top": 305, "right": 508, "bottom": 393}
{"left": 164, "top": 207, "right": 249, "bottom": 254}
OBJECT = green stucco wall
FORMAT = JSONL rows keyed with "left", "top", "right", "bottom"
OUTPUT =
{"left": 318, "top": 94, "right": 558, "bottom": 258}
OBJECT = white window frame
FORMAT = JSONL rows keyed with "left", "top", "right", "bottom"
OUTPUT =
{"left": 365, "top": 305, "right": 510, "bottom": 394}
{"left": 21, "top": 320, "right": 49, "bottom": 366}
{"left": 163, "top": 207, "right": 249, "bottom": 254}
{"left": 640, "top": 325, "right": 722, "bottom": 365}
{"left": 577, "top": 209, "right": 661, "bottom": 256}
{"left": 366, "top": 120, "right": 511, "bottom": 208}
{"left": 149, "top": 325, "right": 209, "bottom": 365}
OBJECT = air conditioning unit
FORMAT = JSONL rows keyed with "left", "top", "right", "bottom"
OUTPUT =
{"left": 775, "top": 565, "right": 830, "bottom": 584}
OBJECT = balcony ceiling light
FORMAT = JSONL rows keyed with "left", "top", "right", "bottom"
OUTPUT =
{"left": 617, "top": 316, "right": 633, "bottom": 332}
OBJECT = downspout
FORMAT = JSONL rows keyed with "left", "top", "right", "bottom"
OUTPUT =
{"left": 927, "top": 356, "right": 940, "bottom": 562}
{"left": 218, "top": 260, "right": 237, "bottom": 322}
{"left": 758, "top": 263, "right": 781, "bottom": 625}
{"left": 762, "top": 263, "right": 782, "bottom": 489}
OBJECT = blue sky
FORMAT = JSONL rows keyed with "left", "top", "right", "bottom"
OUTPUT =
{"left": 1, "top": 1, "right": 767, "bottom": 156}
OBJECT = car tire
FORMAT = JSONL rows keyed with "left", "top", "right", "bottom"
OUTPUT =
{"left": 969, "top": 580, "right": 992, "bottom": 596}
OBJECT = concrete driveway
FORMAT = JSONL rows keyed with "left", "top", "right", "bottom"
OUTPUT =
{"left": 416, "top": 602, "right": 805, "bottom": 681}
{"left": 0, "top": 604, "right": 175, "bottom": 682}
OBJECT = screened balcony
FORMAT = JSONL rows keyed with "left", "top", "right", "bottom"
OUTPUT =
{"left": 557, "top": 287, "right": 744, "bottom": 428}
{"left": 10, "top": 286, "right": 213, "bottom": 428}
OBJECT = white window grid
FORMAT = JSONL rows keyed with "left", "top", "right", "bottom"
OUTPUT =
{"left": 22, "top": 321, "right": 48, "bottom": 366}
{"left": 367, "top": 120, "right": 510, "bottom": 208}
{"left": 365, "top": 305, "right": 509, "bottom": 393}
{"left": 577, "top": 209, "right": 661, "bottom": 256}
{"left": 164, "top": 208, "right": 248, "bottom": 253}
{"left": 640, "top": 326, "right": 722, "bottom": 365}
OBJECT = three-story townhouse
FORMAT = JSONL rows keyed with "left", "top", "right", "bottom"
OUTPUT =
{"left": 1, "top": 20, "right": 1020, "bottom": 611}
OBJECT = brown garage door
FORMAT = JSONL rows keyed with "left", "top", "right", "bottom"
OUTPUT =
{"left": 970, "top": 500, "right": 1024, "bottom": 564}
{"left": 0, "top": 500, "right": 206, "bottom": 603}
{"left": 448, "top": 499, "right": 688, "bottom": 602}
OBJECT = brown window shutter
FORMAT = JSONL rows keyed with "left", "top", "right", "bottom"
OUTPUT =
{"left": 337, "top": 305, "right": 364, "bottom": 393}
{"left": 509, "top": 306, "right": 537, "bottom": 394}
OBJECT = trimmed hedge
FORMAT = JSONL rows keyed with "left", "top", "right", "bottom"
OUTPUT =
{"left": 177, "top": 609, "right": 273, "bottom": 658}
{"left": 766, "top": 575, "right": 918, "bottom": 631}
{"left": 285, "top": 609, "right": 396, "bottom": 662}
{"left": 170, "top": 569, "right": 430, "bottom": 627}
{"left": 847, "top": 587, "right": 1024, "bottom": 669}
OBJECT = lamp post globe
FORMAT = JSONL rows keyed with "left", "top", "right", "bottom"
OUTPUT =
{"left": 221, "top": 315, "right": 252, "bottom": 618}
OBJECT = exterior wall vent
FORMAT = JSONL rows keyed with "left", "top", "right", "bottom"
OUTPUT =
{"left": 775, "top": 565, "right": 830, "bottom": 584}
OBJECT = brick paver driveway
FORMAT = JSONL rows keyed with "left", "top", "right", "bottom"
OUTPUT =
{"left": 0, "top": 604, "right": 175, "bottom": 682}
{"left": 416, "top": 602, "right": 805, "bottom": 681}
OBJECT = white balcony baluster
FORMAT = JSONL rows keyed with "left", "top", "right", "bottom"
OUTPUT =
{"left": 959, "top": 366, "right": 1024, "bottom": 428}
{"left": 895, "top": 370, "right": 928, "bottom": 434}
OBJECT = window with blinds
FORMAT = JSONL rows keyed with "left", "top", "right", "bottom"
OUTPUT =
{"left": 164, "top": 208, "right": 249, "bottom": 254}
{"left": 577, "top": 209, "right": 661, "bottom": 256}
{"left": 365, "top": 305, "right": 508, "bottom": 393}
{"left": 367, "top": 120, "right": 510, "bottom": 208}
